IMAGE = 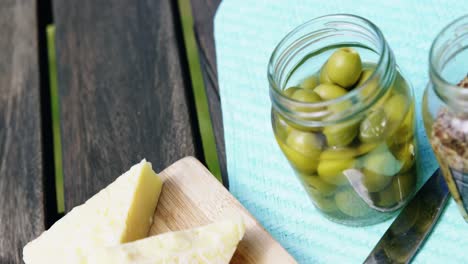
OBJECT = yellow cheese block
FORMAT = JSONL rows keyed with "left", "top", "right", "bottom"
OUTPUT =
{"left": 23, "top": 160, "right": 163, "bottom": 264}
{"left": 86, "top": 217, "right": 246, "bottom": 264}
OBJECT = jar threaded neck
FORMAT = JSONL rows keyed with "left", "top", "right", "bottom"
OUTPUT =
{"left": 429, "top": 14, "right": 468, "bottom": 112}
{"left": 268, "top": 14, "right": 396, "bottom": 127}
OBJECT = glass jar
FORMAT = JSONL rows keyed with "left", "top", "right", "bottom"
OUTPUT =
{"left": 422, "top": 15, "right": 468, "bottom": 222}
{"left": 268, "top": 14, "right": 417, "bottom": 226}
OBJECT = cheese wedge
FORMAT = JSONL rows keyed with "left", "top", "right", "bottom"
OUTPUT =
{"left": 23, "top": 160, "right": 163, "bottom": 264}
{"left": 86, "top": 217, "right": 246, "bottom": 264}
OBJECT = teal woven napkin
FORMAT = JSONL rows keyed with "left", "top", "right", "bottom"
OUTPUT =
{"left": 214, "top": 1, "right": 467, "bottom": 263}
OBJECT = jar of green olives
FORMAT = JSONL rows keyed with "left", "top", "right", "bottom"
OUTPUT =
{"left": 268, "top": 15, "right": 417, "bottom": 226}
{"left": 422, "top": 15, "right": 468, "bottom": 222}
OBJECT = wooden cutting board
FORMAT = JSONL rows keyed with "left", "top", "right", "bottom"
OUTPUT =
{"left": 149, "top": 157, "right": 296, "bottom": 263}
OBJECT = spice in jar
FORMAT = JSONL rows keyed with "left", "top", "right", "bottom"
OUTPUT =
{"left": 430, "top": 74, "right": 468, "bottom": 221}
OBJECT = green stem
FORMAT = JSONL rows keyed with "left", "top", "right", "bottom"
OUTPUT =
{"left": 177, "top": 0, "right": 222, "bottom": 182}
{"left": 46, "top": 25, "right": 65, "bottom": 213}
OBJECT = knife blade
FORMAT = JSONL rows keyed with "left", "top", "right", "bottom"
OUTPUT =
{"left": 364, "top": 168, "right": 449, "bottom": 264}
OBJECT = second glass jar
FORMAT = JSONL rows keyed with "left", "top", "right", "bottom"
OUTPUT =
{"left": 268, "top": 14, "right": 418, "bottom": 226}
{"left": 422, "top": 15, "right": 468, "bottom": 222}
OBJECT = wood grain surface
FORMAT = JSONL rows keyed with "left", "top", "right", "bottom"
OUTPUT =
{"left": 0, "top": 0, "right": 45, "bottom": 262}
{"left": 190, "top": 0, "right": 227, "bottom": 184}
{"left": 52, "top": 0, "right": 203, "bottom": 210}
{"left": 150, "top": 157, "right": 297, "bottom": 264}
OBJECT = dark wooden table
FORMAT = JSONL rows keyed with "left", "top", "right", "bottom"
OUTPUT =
{"left": 0, "top": 0, "right": 222, "bottom": 262}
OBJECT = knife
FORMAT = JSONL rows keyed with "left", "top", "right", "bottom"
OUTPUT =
{"left": 364, "top": 168, "right": 449, "bottom": 264}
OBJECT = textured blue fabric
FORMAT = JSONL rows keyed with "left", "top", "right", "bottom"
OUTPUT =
{"left": 214, "top": 1, "right": 467, "bottom": 263}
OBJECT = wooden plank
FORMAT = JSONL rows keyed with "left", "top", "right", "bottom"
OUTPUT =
{"left": 189, "top": 0, "right": 228, "bottom": 184}
{"left": 0, "top": 0, "right": 46, "bottom": 262}
{"left": 53, "top": 0, "right": 203, "bottom": 210}
{"left": 150, "top": 157, "right": 297, "bottom": 263}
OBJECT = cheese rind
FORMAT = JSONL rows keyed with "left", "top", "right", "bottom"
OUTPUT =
{"left": 86, "top": 217, "right": 246, "bottom": 264}
{"left": 23, "top": 160, "right": 163, "bottom": 264}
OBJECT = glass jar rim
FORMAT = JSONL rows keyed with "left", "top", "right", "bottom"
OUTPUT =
{"left": 268, "top": 14, "right": 395, "bottom": 125}
{"left": 429, "top": 14, "right": 468, "bottom": 100}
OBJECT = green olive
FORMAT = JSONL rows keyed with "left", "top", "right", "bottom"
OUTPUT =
{"left": 283, "top": 86, "right": 300, "bottom": 97}
{"left": 390, "top": 71, "right": 410, "bottom": 95}
{"left": 314, "top": 84, "right": 348, "bottom": 100}
{"left": 392, "top": 142, "right": 416, "bottom": 174}
{"left": 325, "top": 48, "right": 362, "bottom": 88}
{"left": 357, "top": 68, "right": 374, "bottom": 86}
{"left": 280, "top": 130, "right": 323, "bottom": 173}
{"left": 357, "top": 142, "right": 380, "bottom": 155}
{"left": 392, "top": 104, "right": 415, "bottom": 145}
{"left": 392, "top": 173, "right": 416, "bottom": 202}
{"left": 273, "top": 113, "right": 292, "bottom": 140}
{"left": 375, "top": 172, "right": 416, "bottom": 208}
{"left": 323, "top": 119, "right": 359, "bottom": 147}
{"left": 327, "top": 100, "right": 353, "bottom": 116}
{"left": 300, "top": 174, "right": 337, "bottom": 196}
{"left": 359, "top": 109, "right": 388, "bottom": 143}
{"left": 335, "top": 188, "right": 373, "bottom": 217}
{"left": 375, "top": 184, "right": 398, "bottom": 208}
{"left": 300, "top": 75, "right": 319, "bottom": 90}
{"left": 280, "top": 91, "right": 323, "bottom": 132}
{"left": 317, "top": 158, "right": 355, "bottom": 185}
{"left": 358, "top": 69, "right": 379, "bottom": 98}
{"left": 370, "top": 89, "right": 392, "bottom": 111}
{"left": 309, "top": 192, "right": 338, "bottom": 213}
{"left": 278, "top": 140, "right": 318, "bottom": 174}
{"left": 288, "top": 89, "right": 323, "bottom": 113}
{"left": 356, "top": 65, "right": 379, "bottom": 95}
{"left": 290, "top": 88, "right": 322, "bottom": 103}
{"left": 286, "top": 121, "right": 323, "bottom": 133}
{"left": 363, "top": 145, "right": 402, "bottom": 177}
{"left": 361, "top": 170, "right": 393, "bottom": 192}
{"left": 320, "top": 148, "right": 357, "bottom": 160}
{"left": 383, "top": 93, "right": 408, "bottom": 133}
{"left": 319, "top": 63, "right": 334, "bottom": 84}
{"left": 286, "top": 130, "right": 324, "bottom": 155}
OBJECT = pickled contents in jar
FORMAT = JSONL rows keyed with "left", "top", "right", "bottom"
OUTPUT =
{"left": 308, "top": 190, "right": 339, "bottom": 213}
{"left": 301, "top": 174, "right": 338, "bottom": 197}
{"left": 335, "top": 188, "right": 373, "bottom": 217}
{"left": 323, "top": 119, "right": 359, "bottom": 147}
{"left": 359, "top": 109, "right": 387, "bottom": 143}
{"left": 272, "top": 47, "right": 416, "bottom": 225}
{"left": 373, "top": 173, "right": 417, "bottom": 208}
{"left": 300, "top": 75, "right": 320, "bottom": 90}
{"left": 276, "top": 128, "right": 324, "bottom": 173}
{"left": 428, "top": 75, "right": 468, "bottom": 221}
